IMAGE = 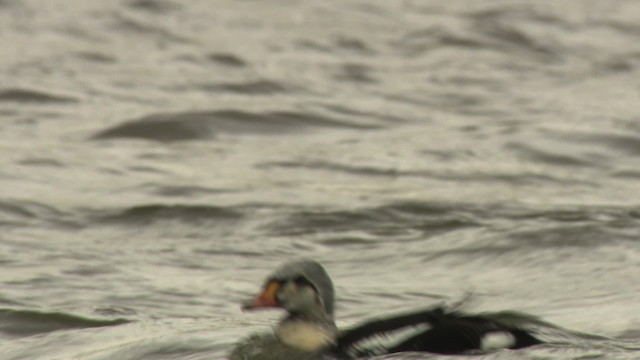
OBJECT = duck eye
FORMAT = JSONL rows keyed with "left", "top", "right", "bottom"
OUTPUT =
{"left": 293, "top": 276, "right": 311, "bottom": 287}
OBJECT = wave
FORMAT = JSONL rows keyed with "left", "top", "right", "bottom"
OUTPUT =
{"left": 126, "top": 0, "right": 182, "bottom": 15}
{"left": 206, "top": 52, "right": 248, "bottom": 68}
{"left": 265, "top": 200, "right": 640, "bottom": 248}
{"left": 95, "top": 203, "right": 244, "bottom": 225}
{"left": 260, "top": 159, "right": 589, "bottom": 186}
{"left": 91, "top": 109, "right": 381, "bottom": 141}
{"left": 0, "top": 308, "right": 130, "bottom": 337}
{"left": 0, "top": 199, "right": 77, "bottom": 228}
{"left": 0, "top": 88, "right": 78, "bottom": 104}
{"left": 197, "top": 80, "right": 291, "bottom": 95}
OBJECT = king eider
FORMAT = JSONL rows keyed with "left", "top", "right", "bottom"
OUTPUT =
{"left": 234, "top": 260, "right": 542, "bottom": 358}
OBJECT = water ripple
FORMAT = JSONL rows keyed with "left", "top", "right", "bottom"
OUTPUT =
{"left": 92, "top": 110, "right": 382, "bottom": 141}
{"left": 126, "top": 0, "right": 182, "bottom": 14}
{"left": 0, "top": 199, "right": 77, "bottom": 228}
{"left": 197, "top": 80, "right": 291, "bottom": 95}
{"left": 95, "top": 204, "right": 243, "bottom": 225}
{"left": 0, "top": 88, "right": 78, "bottom": 104}
{"left": 109, "top": 12, "right": 191, "bottom": 43}
{"left": 0, "top": 308, "right": 129, "bottom": 337}
{"left": 206, "top": 53, "right": 248, "bottom": 68}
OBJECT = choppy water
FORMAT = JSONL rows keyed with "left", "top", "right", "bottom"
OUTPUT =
{"left": 1, "top": 0, "right": 640, "bottom": 359}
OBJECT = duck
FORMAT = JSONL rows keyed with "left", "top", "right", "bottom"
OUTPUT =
{"left": 236, "top": 259, "right": 543, "bottom": 358}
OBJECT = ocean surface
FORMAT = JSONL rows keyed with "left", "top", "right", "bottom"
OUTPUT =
{"left": 1, "top": 0, "right": 640, "bottom": 359}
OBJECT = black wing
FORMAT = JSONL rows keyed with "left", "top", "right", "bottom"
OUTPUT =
{"left": 333, "top": 306, "right": 542, "bottom": 358}
{"left": 385, "top": 314, "right": 542, "bottom": 354}
{"left": 333, "top": 306, "right": 447, "bottom": 357}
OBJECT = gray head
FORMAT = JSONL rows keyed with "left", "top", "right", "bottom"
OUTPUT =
{"left": 242, "top": 259, "right": 335, "bottom": 318}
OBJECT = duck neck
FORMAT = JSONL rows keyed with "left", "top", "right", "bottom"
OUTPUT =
{"left": 287, "top": 307, "right": 334, "bottom": 324}
{"left": 275, "top": 310, "right": 337, "bottom": 352}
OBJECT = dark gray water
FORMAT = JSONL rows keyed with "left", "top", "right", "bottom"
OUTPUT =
{"left": 1, "top": 0, "right": 640, "bottom": 359}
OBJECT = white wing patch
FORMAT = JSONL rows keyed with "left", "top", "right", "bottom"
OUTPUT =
{"left": 480, "top": 331, "right": 516, "bottom": 351}
{"left": 346, "top": 323, "right": 431, "bottom": 357}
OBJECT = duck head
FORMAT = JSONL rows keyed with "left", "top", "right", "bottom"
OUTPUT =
{"left": 241, "top": 260, "right": 337, "bottom": 352}
{"left": 242, "top": 259, "right": 335, "bottom": 318}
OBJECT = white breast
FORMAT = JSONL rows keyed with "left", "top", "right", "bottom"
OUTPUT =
{"left": 275, "top": 320, "right": 335, "bottom": 352}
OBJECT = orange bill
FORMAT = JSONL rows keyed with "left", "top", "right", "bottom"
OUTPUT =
{"left": 241, "top": 281, "right": 281, "bottom": 311}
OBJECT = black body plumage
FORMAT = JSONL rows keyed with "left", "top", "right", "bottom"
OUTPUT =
{"left": 333, "top": 306, "right": 542, "bottom": 357}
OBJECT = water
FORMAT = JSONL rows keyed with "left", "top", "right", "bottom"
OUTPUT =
{"left": 1, "top": 0, "right": 640, "bottom": 359}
